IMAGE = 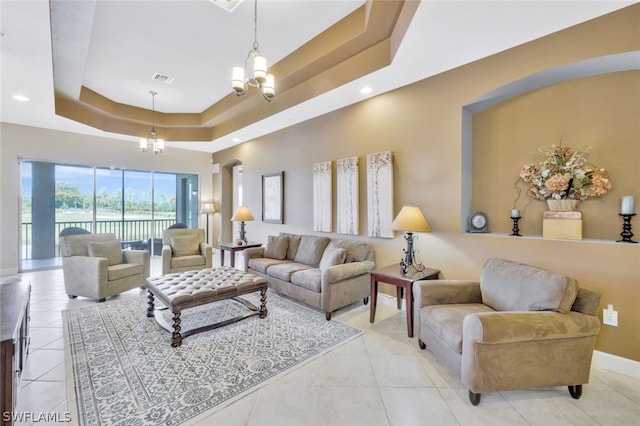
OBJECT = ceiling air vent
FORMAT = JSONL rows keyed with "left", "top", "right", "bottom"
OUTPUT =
{"left": 209, "top": 0, "right": 243, "bottom": 13}
{"left": 151, "top": 73, "right": 175, "bottom": 85}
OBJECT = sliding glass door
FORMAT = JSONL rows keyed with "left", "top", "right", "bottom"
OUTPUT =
{"left": 19, "top": 160, "right": 198, "bottom": 271}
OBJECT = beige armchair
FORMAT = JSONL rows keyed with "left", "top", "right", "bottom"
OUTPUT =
{"left": 162, "top": 228, "right": 212, "bottom": 275}
{"left": 413, "top": 258, "right": 601, "bottom": 406}
{"left": 60, "top": 233, "right": 150, "bottom": 302}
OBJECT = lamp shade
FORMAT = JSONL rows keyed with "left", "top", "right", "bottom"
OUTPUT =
{"left": 392, "top": 205, "right": 431, "bottom": 232}
{"left": 232, "top": 66, "right": 245, "bottom": 93}
{"left": 253, "top": 54, "right": 267, "bottom": 83}
{"left": 200, "top": 202, "right": 215, "bottom": 214}
{"left": 231, "top": 206, "right": 255, "bottom": 222}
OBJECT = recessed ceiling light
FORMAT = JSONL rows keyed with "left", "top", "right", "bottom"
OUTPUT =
{"left": 360, "top": 86, "right": 373, "bottom": 95}
{"left": 12, "top": 94, "right": 29, "bottom": 101}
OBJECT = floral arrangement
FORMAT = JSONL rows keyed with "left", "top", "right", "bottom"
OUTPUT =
{"left": 519, "top": 144, "right": 612, "bottom": 201}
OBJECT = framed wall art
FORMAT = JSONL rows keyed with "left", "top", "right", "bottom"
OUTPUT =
{"left": 336, "top": 156, "right": 359, "bottom": 235}
{"left": 367, "top": 151, "right": 394, "bottom": 238}
{"left": 262, "top": 171, "right": 284, "bottom": 224}
{"left": 313, "top": 161, "right": 332, "bottom": 232}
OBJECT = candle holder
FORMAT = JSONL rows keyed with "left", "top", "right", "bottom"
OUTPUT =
{"left": 617, "top": 213, "right": 637, "bottom": 243}
{"left": 510, "top": 216, "right": 522, "bottom": 236}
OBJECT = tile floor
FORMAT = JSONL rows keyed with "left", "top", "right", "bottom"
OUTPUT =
{"left": 9, "top": 257, "right": 640, "bottom": 425}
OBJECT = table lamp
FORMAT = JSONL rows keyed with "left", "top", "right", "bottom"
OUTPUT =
{"left": 200, "top": 202, "right": 216, "bottom": 244}
{"left": 392, "top": 205, "right": 431, "bottom": 274}
{"left": 231, "top": 206, "right": 255, "bottom": 244}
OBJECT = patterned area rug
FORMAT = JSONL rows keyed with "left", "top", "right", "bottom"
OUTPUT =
{"left": 62, "top": 291, "right": 362, "bottom": 425}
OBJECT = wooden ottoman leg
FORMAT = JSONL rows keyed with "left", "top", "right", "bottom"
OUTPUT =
{"left": 171, "top": 310, "right": 183, "bottom": 347}
{"left": 259, "top": 288, "right": 268, "bottom": 318}
{"left": 146, "top": 291, "right": 155, "bottom": 318}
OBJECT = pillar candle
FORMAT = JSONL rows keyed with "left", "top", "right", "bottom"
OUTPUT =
{"left": 621, "top": 196, "right": 635, "bottom": 214}
{"left": 511, "top": 209, "right": 520, "bottom": 218}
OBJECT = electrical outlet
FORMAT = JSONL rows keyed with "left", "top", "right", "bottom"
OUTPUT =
{"left": 603, "top": 304, "right": 618, "bottom": 327}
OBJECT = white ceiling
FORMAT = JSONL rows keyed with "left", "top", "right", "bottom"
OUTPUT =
{"left": 1, "top": 0, "right": 636, "bottom": 153}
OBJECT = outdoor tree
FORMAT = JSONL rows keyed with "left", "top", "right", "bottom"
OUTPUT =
{"left": 55, "top": 182, "right": 84, "bottom": 210}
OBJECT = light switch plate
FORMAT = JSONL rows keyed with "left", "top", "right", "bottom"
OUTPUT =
{"left": 603, "top": 307, "right": 618, "bottom": 326}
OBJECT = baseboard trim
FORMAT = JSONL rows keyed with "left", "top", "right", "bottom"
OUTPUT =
{"left": 593, "top": 350, "right": 640, "bottom": 379}
{"left": 0, "top": 267, "right": 19, "bottom": 280}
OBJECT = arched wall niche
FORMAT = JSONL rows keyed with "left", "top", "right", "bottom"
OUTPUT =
{"left": 461, "top": 51, "right": 640, "bottom": 237}
{"left": 216, "top": 159, "right": 243, "bottom": 245}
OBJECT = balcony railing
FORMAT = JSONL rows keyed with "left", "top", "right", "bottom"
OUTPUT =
{"left": 21, "top": 219, "right": 178, "bottom": 259}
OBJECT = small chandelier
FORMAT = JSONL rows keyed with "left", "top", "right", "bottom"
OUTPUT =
{"left": 231, "top": 0, "right": 275, "bottom": 102}
{"left": 139, "top": 90, "right": 165, "bottom": 154}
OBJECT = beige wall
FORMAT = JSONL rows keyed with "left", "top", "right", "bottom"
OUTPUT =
{"left": 212, "top": 5, "right": 640, "bottom": 361}
{"left": 473, "top": 71, "right": 639, "bottom": 240}
{"left": 0, "top": 123, "right": 213, "bottom": 275}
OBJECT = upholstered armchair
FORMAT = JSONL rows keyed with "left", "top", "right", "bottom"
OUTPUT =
{"left": 162, "top": 228, "right": 212, "bottom": 275}
{"left": 60, "top": 233, "right": 150, "bottom": 302}
{"left": 413, "top": 258, "right": 601, "bottom": 405}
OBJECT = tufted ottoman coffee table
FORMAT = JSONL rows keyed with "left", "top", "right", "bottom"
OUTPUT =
{"left": 146, "top": 266, "right": 268, "bottom": 347}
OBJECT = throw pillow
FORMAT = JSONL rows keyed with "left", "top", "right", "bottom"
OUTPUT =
{"left": 294, "top": 235, "right": 331, "bottom": 267}
{"left": 480, "top": 258, "right": 578, "bottom": 313}
{"left": 87, "top": 240, "right": 123, "bottom": 266}
{"left": 319, "top": 246, "right": 346, "bottom": 269}
{"left": 264, "top": 235, "right": 289, "bottom": 260}
{"left": 280, "top": 233, "right": 302, "bottom": 260}
{"left": 327, "top": 239, "right": 370, "bottom": 262}
{"left": 170, "top": 235, "right": 200, "bottom": 257}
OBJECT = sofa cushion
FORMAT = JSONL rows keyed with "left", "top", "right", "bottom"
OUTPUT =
{"left": 291, "top": 269, "right": 322, "bottom": 293}
{"left": 480, "top": 258, "right": 578, "bottom": 313}
{"left": 319, "top": 246, "right": 346, "bottom": 269}
{"left": 280, "top": 233, "right": 302, "bottom": 261}
{"left": 328, "top": 239, "right": 372, "bottom": 263}
{"left": 87, "top": 240, "right": 123, "bottom": 266}
{"left": 421, "top": 303, "right": 495, "bottom": 353}
{"left": 267, "top": 262, "right": 313, "bottom": 282}
{"left": 294, "top": 235, "right": 331, "bottom": 267}
{"left": 264, "top": 235, "right": 289, "bottom": 260}
{"left": 170, "top": 235, "right": 200, "bottom": 257}
{"left": 248, "top": 258, "right": 291, "bottom": 274}
{"left": 108, "top": 263, "right": 144, "bottom": 281}
{"left": 171, "top": 254, "right": 205, "bottom": 269}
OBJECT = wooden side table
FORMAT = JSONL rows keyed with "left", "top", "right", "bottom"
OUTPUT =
{"left": 369, "top": 264, "right": 440, "bottom": 337}
{"left": 1, "top": 282, "right": 30, "bottom": 424}
{"left": 219, "top": 241, "right": 262, "bottom": 268}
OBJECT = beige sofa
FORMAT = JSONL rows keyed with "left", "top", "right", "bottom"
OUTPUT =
{"left": 413, "top": 258, "right": 601, "bottom": 405}
{"left": 241, "top": 233, "right": 375, "bottom": 320}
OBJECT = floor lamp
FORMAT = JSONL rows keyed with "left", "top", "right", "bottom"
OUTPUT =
{"left": 200, "top": 202, "right": 215, "bottom": 244}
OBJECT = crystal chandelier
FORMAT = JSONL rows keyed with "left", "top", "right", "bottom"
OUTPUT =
{"left": 231, "top": 0, "right": 275, "bottom": 102}
{"left": 139, "top": 91, "right": 165, "bottom": 154}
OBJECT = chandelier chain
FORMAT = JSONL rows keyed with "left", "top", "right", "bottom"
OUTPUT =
{"left": 253, "top": 0, "right": 259, "bottom": 51}
{"left": 150, "top": 90, "right": 157, "bottom": 133}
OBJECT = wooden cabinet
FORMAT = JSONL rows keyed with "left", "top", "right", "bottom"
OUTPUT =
{"left": 1, "top": 282, "right": 31, "bottom": 426}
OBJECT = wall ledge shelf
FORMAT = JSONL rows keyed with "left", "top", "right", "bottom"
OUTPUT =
{"left": 464, "top": 232, "right": 638, "bottom": 246}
